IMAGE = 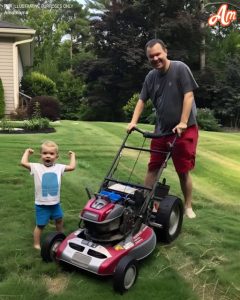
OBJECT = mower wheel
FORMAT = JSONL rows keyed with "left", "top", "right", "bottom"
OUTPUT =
{"left": 113, "top": 256, "right": 138, "bottom": 294}
{"left": 154, "top": 195, "right": 183, "bottom": 243}
{"left": 41, "top": 232, "right": 66, "bottom": 262}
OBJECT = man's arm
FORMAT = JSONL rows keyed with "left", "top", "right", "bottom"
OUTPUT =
{"left": 173, "top": 91, "right": 194, "bottom": 135}
{"left": 127, "top": 99, "right": 145, "bottom": 132}
{"left": 21, "top": 148, "right": 34, "bottom": 170}
{"left": 65, "top": 151, "right": 76, "bottom": 172}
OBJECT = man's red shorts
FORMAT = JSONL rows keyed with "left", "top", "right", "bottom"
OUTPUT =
{"left": 148, "top": 125, "right": 198, "bottom": 174}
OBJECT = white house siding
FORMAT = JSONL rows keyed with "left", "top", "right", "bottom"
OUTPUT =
{"left": 0, "top": 41, "right": 14, "bottom": 115}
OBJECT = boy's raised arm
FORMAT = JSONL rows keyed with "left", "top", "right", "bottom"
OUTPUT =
{"left": 21, "top": 148, "right": 34, "bottom": 170}
{"left": 65, "top": 151, "right": 76, "bottom": 172}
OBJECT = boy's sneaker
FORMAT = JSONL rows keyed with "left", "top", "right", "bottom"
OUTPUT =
{"left": 185, "top": 207, "right": 196, "bottom": 219}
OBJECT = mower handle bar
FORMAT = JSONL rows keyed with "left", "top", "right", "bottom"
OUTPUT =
{"left": 99, "top": 126, "right": 177, "bottom": 193}
{"left": 131, "top": 127, "right": 177, "bottom": 139}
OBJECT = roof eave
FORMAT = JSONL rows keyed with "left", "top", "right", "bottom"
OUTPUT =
{"left": 0, "top": 28, "right": 35, "bottom": 36}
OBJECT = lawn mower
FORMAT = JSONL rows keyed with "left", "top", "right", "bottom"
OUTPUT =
{"left": 41, "top": 127, "right": 184, "bottom": 293}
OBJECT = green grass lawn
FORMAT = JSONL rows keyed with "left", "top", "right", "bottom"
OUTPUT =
{"left": 0, "top": 120, "right": 239, "bottom": 300}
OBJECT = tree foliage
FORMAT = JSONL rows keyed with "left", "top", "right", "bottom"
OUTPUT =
{"left": 211, "top": 55, "right": 240, "bottom": 128}
{"left": 56, "top": 71, "right": 85, "bottom": 120}
{"left": 76, "top": 0, "right": 202, "bottom": 121}
{"left": 1, "top": 0, "right": 240, "bottom": 127}
{"left": 202, "top": 26, "right": 240, "bottom": 128}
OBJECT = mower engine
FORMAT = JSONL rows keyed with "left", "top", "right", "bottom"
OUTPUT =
{"left": 80, "top": 188, "right": 141, "bottom": 243}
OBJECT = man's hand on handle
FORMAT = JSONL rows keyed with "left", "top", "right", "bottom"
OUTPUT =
{"left": 172, "top": 121, "right": 187, "bottom": 136}
{"left": 127, "top": 122, "right": 137, "bottom": 133}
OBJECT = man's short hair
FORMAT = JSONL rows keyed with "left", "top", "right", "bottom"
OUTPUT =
{"left": 145, "top": 39, "right": 167, "bottom": 53}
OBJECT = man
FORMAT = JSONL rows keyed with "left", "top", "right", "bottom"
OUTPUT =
{"left": 127, "top": 39, "right": 198, "bottom": 218}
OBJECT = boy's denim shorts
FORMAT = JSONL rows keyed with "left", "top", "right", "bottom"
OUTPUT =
{"left": 35, "top": 203, "right": 63, "bottom": 226}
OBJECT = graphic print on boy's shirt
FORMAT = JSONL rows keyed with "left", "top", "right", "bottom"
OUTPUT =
{"left": 42, "top": 172, "right": 59, "bottom": 197}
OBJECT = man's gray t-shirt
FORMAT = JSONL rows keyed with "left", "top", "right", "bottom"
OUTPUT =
{"left": 140, "top": 60, "right": 198, "bottom": 134}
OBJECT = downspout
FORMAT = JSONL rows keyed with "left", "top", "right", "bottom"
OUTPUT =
{"left": 12, "top": 37, "right": 34, "bottom": 110}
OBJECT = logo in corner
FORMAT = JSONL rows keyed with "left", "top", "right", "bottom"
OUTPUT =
{"left": 208, "top": 4, "right": 237, "bottom": 27}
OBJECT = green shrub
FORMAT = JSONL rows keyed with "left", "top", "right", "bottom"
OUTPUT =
{"left": 23, "top": 118, "right": 52, "bottom": 131}
{"left": 0, "top": 78, "right": 5, "bottom": 118}
{"left": 0, "top": 118, "right": 13, "bottom": 132}
{"left": 0, "top": 116, "right": 52, "bottom": 132}
{"left": 27, "top": 96, "right": 60, "bottom": 121}
{"left": 197, "top": 108, "right": 221, "bottom": 131}
{"left": 123, "top": 93, "right": 155, "bottom": 124}
{"left": 21, "top": 71, "right": 57, "bottom": 97}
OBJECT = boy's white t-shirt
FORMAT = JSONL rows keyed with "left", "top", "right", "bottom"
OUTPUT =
{"left": 30, "top": 163, "right": 66, "bottom": 205}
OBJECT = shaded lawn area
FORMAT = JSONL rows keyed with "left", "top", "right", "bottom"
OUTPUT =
{"left": 0, "top": 120, "right": 239, "bottom": 300}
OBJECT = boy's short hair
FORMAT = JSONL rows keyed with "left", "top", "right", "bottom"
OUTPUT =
{"left": 40, "top": 140, "right": 59, "bottom": 153}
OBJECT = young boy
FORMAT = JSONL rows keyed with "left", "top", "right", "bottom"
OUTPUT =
{"left": 21, "top": 140, "right": 76, "bottom": 250}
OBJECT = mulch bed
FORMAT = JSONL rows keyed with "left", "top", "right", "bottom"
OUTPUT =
{"left": 0, "top": 128, "right": 56, "bottom": 134}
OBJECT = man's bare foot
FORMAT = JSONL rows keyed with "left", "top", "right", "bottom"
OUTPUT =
{"left": 185, "top": 207, "right": 196, "bottom": 219}
{"left": 34, "top": 244, "right": 41, "bottom": 250}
